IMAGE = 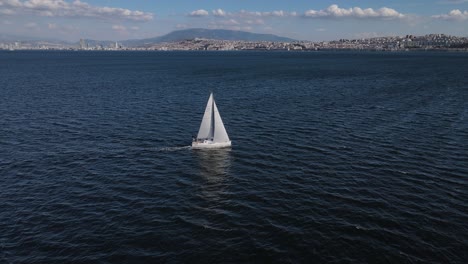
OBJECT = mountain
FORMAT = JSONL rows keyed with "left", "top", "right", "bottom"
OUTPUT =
{"left": 0, "top": 29, "right": 295, "bottom": 48}
{"left": 123, "top": 28, "right": 296, "bottom": 46}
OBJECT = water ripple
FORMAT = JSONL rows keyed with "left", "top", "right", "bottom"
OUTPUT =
{"left": 1, "top": 51, "right": 467, "bottom": 263}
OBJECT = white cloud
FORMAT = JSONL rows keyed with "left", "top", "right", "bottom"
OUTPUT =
{"left": 25, "top": 22, "right": 37, "bottom": 28}
{"left": 0, "top": 0, "right": 153, "bottom": 21}
{"left": 189, "top": 9, "right": 209, "bottom": 17}
{"left": 245, "top": 19, "right": 264, "bottom": 25}
{"left": 49, "top": 23, "right": 79, "bottom": 35}
{"left": 193, "top": 6, "right": 404, "bottom": 20}
{"left": 354, "top": 32, "right": 381, "bottom": 39}
{"left": 231, "top": 26, "right": 252, "bottom": 31}
{"left": 304, "top": 4, "right": 404, "bottom": 19}
{"left": 0, "top": 0, "right": 22, "bottom": 7}
{"left": 212, "top": 8, "right": 226, "bottom": 17}
{"left": 23, "top": 0, "right": 68, "bottom": 10}
{"left": 237, "top": 10, "right": 261, "bottom": 17}
{"left": 219, "top": 19, "right": 239, "bottom": 26}
{"left": 207, "top": 21, "right": 253, "bottom": 32}
{"left": 432, "top": 9, "right": 468, "bottom": 20}
{"left": 439, "top": 0, "right": 468, "bottom": 4}
{"left": 112, "top": 25, "right": 126, "bottom": 31}
{"left": 112, "top": 24, "right": 129, "bottom": 36}
{"left": 272, "top": 10, "right": 286, "bottom": 17}
{"left": 0, "top": 8, "right": 15, "bottom": 14}
{"left": 262, "top": 10, "right": 293, "bottom": 17}
{"left": 237, "top": 9, "right": 296, "bottom": 17}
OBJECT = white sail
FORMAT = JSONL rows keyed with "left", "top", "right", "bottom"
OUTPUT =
{"left": 192, "top": 93, "right": 231, "bottom": 149}
{"left": 213, "top": 100, "right": 230, "bottom": 143}
{"left": 197, "top": 93, "right": 214, "bottom": 140}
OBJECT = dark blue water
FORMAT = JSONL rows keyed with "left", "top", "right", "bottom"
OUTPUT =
{"left": 1, "top": 51, "right": 467, "bottom": 263}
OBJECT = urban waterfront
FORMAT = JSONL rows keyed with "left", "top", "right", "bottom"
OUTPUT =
{"left": 1, "top": 34, "right": 468, "bottom": 52}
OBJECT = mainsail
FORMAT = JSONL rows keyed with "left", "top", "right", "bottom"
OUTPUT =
{"left": 197, "top": 93, "right": 214, "bottom": 140}
{"left": 196, "top": 93, "right": 229, "bottom": 143}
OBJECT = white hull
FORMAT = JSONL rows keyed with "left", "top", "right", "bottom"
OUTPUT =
{"left": 192, "top": 140, "right": 231, "bottom": 149}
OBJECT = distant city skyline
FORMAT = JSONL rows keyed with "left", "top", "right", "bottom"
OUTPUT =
{"left": 1, "top": 0, "right": 468, "bottom": 41}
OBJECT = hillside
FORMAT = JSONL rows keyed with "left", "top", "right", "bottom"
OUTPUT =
{"left": 123, "top": 28, "right": 296, "bottom": 46}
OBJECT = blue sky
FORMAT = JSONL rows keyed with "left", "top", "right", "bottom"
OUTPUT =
{"left": 1, "top": 0, "right": 468, "bottom": 41}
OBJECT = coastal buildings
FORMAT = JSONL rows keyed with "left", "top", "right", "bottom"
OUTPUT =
{"left": 79, "top": 39, "right": 87, "bottom": 50}
{"left": 1, "top": 34, "right": 467, "bottom": 51}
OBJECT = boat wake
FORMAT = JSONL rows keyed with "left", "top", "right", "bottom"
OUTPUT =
{"left": 156, "top": 146, "right": 192, "bottom": 152}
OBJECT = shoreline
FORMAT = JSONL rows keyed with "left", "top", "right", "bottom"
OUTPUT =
{"left": 1, "top": 48, "right": 468, "bottom": 52}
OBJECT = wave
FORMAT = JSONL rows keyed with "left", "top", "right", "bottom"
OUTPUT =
{"left": 156, "top": 146, "right": 192, "bottom": 152}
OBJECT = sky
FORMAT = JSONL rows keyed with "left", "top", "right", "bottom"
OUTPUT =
{"left": 1, "top": 0, "right": 468, "bottom": 41}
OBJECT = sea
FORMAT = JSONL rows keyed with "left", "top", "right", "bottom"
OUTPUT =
{"left": 0, "top": 50, "right": 467, "bottom": 263}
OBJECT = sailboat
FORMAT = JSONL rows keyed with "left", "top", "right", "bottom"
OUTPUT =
{"left": 192, "top": 93, "right": 231, "bottom": 149}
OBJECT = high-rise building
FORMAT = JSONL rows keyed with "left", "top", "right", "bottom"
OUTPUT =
{"left": 79, "top": 39, "right": 87, "bottom": 49}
